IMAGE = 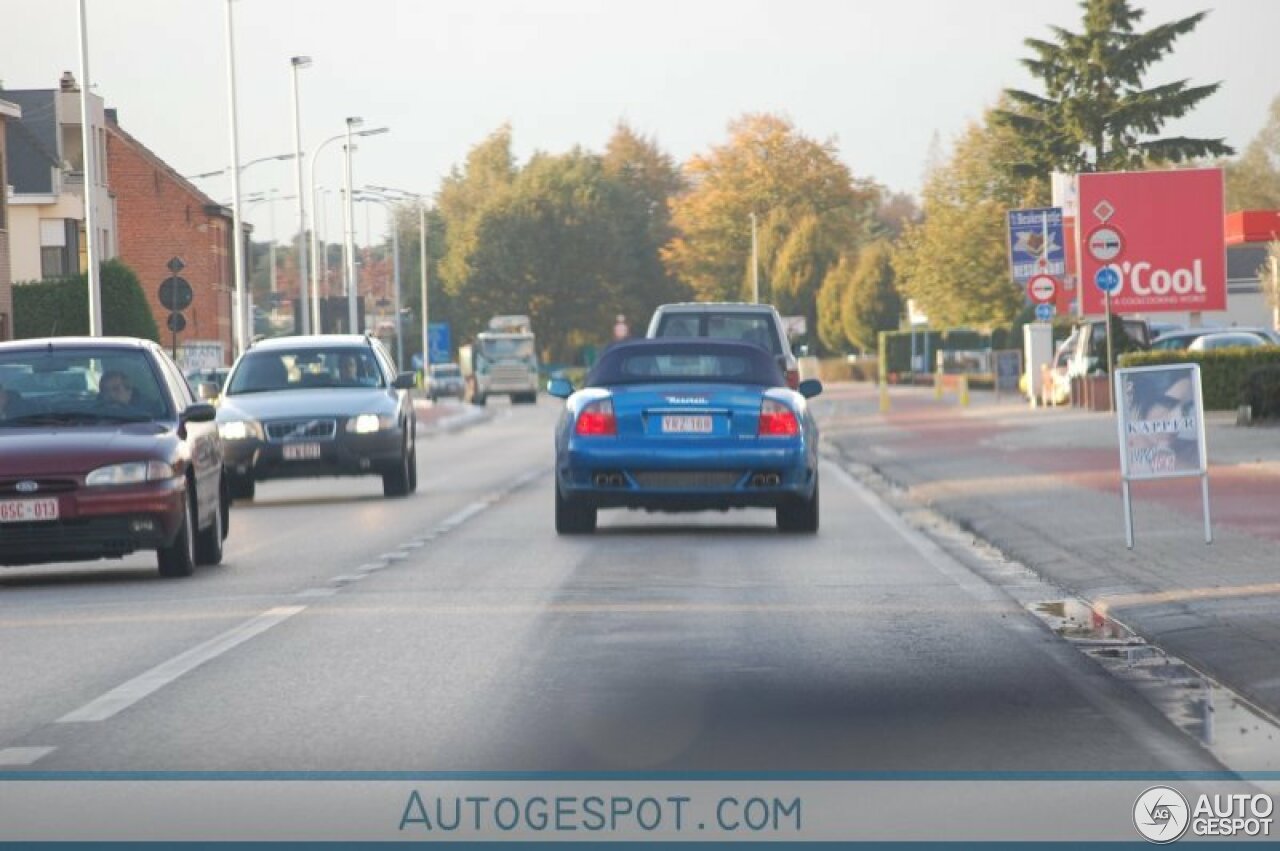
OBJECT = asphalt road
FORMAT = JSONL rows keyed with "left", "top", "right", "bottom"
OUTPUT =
{"left": 0, "top": 398, "right": 1220, "bottom": 773}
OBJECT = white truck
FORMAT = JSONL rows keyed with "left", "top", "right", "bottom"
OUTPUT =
{"left": 459, "top": 315, "right": 540, "bottom": 406}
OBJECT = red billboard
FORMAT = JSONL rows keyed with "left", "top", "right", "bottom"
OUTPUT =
{"left": 1078, "top": 168, "right": 1226, "bottom": 315}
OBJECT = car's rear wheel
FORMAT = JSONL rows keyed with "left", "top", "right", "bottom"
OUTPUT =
{"left": 195, "top": 478, "right": 225, "bottom": 566}
{"left": 555, "top": 480, "right": 596, "bottom": 534}
{"left": 228, "top": 473, "right": 255, "bottom": 502}
{"left": 776, "top": 477, "right": 819, "bottom": 533}
{"left": 158, "top": 487, "right": 197, "bottom": 577}
{"left": 383, "top": 441, "right": 412, "bottom": 498}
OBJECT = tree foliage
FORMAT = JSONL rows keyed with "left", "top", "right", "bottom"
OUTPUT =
{"left": 894, "top": 111, "right": 1033, "bottom": 329}
{"left": 997, "top": 0, "right": 1232, "bottom": 173}
{"left": 432, "top": 125, "right": 688, "bottom": 362}
{"left": 14, "top": 259, "right": 159, "bottom": 341}
{"left": 840, "top": 242, "right": 902, "bottom": 352}
{"left": 1225, "top": 94, "right": 1280, "bottom": 211}
{"left": 663, "top": 114, "right": 881, "bottom": 352}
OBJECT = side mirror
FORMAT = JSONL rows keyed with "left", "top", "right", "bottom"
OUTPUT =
{"left": 547, "top": 377, "right": 574, "bottom": 398}
{"left": 196, "top": 382, "right": 220, "bottom": 402}
{"left": 181, "top": 402, "right": 217, "bottom": 423}
{"left": 798, "top": 379, "right": 823, "bottom": 399}
{"left": 392, "top": 372, "right": 417, "bottom": 390}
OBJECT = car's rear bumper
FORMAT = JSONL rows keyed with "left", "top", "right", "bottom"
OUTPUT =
{"left": 0, "top": 479, "right": 185, "bottom": 566}
{"left": 557, "top": 440, "right": 816, "bottom": 511}
{"left": 223, "top": 432, "right": 405, "bottom": 481}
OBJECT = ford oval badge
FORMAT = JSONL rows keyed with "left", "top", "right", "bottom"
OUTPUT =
{"left": 15, "top": 480, "right": 39, "bottom": 493}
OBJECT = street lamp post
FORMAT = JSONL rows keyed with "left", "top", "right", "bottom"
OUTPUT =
{"left": 76, "top": 0, "right": 102, "bottom": 336}
{"left": 308, "top": 126, "right": 387, "bottom": 333}
{"left": 184, "top": 152, "right": 295, "bottom": 182}
{"left": 223, "top": 0, "right": 249, "bottom": 357}
{"left": 354, "top": 191, "right": 403, "bottom": 368}
{"left": 750, "top": 212, "right": 760, "bottom": 304}
{"left": 367, "top": 185, "right": 428, "bottom": 373}
{"left": 342, "top": 117, "right": 360, "bottom": 335}
{"left": 290, "top": 56, "right": 312, "bottom": 334}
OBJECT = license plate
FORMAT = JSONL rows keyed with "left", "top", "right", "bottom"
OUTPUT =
{"left": 661, "top": 415, "right": 713, "bottom": 434}
{"left": 282, "top": 442, "right": 322, "bottom": 460}
{"left": 0, "top": 497, "right": 60, "bottom": 523}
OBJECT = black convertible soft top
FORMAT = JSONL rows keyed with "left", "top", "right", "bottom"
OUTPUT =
{"left": 586, "top": 339, "right": 785, "bottom": 388}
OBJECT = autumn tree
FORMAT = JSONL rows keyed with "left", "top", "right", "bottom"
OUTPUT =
{"left": 1225, "top": 94, "right": 1280, "bottom": 211}
{"left": 664, "top": 114, "right": 880, "bottom": 351}
{"left": 840, "top": 242, "right": 901, "bottom": 352}
{"left": 998, "top": 0, "right": 1231, "bottom": 174}
{"left": 894, "top": 109, "right": 1036, "bottom": 329}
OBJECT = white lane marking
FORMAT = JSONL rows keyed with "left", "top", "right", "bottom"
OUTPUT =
{"left": 436, "top": 501, "right": 488, "bottom": 530}
{"left": 56, "top": 606, "right": 307, "bottom": 723}
{"left": 328, "top": 574, "right": 365, "bottom": 585}
{"left": 0, "top": 747, "right": 56, "bottom": 766}
{"left": 380, "top": 550, "right": 411, "bottom": 561}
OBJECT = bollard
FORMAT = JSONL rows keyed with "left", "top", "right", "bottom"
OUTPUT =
{"left": 879, "top": 381, "right": 890, "bottom": 413}
{"left": 933, "top": 372, "right": 942, "bottom": 400}
{"left": 959, "top": 375, "right": 970, "bottom": 407}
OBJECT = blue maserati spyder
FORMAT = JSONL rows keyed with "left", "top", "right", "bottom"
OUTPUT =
{"left": 548, "top": 338, "right": 822, "bottom": 534}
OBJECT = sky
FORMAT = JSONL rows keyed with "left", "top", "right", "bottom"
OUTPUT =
{"left": 3, "top": 0, "right": 1278, "bottom": 242}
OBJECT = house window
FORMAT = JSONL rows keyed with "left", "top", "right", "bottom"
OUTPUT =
{"left": 40, "top": 219, "right": 67, "bottom": 279}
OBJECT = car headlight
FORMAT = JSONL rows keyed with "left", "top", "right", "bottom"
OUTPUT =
{"left": 347, "top": 414, "right": 395, "bottom": 434}
{"left": 85, "top": 461, "right": 176, "bottom": 487}
{"left": 218, "top": 420, "right": 259, "bottom": 440}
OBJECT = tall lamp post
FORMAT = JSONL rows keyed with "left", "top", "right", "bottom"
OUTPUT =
{"left": 76, "top": 0, "right": 102, "bottom": 335}
{"left": 223, "top": 0, "right": 249, "bottom": 357}
{"left": 367, "top": 185, "right": 428, "bottom": 372}
{"left": 308, "top": 125, "right": 388, "bottom": 333}
{"left": 184, "top": 152, "right": 295, "bottom": 182}
{"left": 749, "top": 211, "right": 760, "bottom": 304}
{"left": 342, "top": 117, "right": 361, "bottom": 334}
{"left": 353, "top": 191, "right": 403, "bottom": 368}
{"left": 290, "top": 56, "right": 312, "bottom": 333}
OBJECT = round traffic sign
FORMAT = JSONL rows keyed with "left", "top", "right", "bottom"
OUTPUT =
{"left": 1027, "top": 274, "right": 1057, "bottom": 304}
{"left": 1094, "top": 266, "right": 1121, "bottom": 295}
{"left": 159, "top": 276, "right": 193, "bottom": 311}
{"left": 166, "top": 312, "right": 187, "bottom": 333}
{"left": 1087, "top": 226, "right": 1124, "bottom": 263}
{"left": 1034, "top": 303, "right": 1055, "bottom": 322}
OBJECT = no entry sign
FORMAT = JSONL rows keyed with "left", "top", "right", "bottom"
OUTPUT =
{"left": 1027, "top": 275, "right": 1057, "bottom": 304}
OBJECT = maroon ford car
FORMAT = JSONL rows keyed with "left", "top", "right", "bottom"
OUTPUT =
{"left": 0, "top": 338, "right": 227, "bottom": 577}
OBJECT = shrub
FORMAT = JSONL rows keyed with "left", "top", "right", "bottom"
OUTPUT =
{"left": 13, "top": 259, "right": 159, "bottom": 342}
{"left": 1241, "top": 363, "right": 1280, "bottom": 419}
{"left": 1119, "top": 347, "right": 1280, "bottom": 411}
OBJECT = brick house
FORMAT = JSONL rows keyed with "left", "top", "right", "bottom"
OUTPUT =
{"left": 0, "top": 96, "right": 20, "bottom": 341}
{"left": 105, "top": 109, "right": 236, "bottom": 367}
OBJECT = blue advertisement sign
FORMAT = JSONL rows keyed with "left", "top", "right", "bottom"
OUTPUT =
{"left": 1007, "top": 207, "right": 1065, "bottom": 284}
{"left": 428, "top": 322, "right": 451, "bottom": 364}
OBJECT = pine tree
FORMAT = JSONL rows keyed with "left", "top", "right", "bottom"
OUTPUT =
{"left": 997, "top": 0, "right": 1232, "bottom": 174}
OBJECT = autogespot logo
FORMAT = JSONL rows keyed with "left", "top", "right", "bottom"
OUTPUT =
{"left": 1134, "top": 786, "right": 1190, "bottom": 843}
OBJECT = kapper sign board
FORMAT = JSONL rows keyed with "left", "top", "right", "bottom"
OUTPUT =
{"left": 1078, "top": 169, "right": 1226, "bottom": 315}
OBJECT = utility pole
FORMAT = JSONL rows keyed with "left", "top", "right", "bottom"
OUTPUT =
{"left": 750, "top": 212, "right": 760, "bottom": 304}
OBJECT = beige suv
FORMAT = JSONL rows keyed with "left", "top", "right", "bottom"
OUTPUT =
{"left": 645, "top": 302, "right": 800, "bottom": 389}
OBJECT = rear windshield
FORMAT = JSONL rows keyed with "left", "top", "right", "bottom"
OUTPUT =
{"left": 587, "top": 342, "right": 784, "bottom": 387}
{"left": 653, "top": 312, "right": 782, "bottom": 355}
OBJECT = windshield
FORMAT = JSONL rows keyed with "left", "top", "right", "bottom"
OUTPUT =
{"left": 655, "top": 312, "right": 782, "bottom": 355}
{"left": 0, "top": 348, "right": 171, "bottom": 425}
{"left": 226, "top": 348, "right": 384, "bottom": 394}
{"left": 478, "top": 338, "right": 535, "bottom": 360}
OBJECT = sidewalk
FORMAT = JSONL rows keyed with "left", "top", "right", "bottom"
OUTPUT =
{"left": 411, "top": 396, "right": 491, "bottom": 434}
{"left": 820, "top": 382, "right": 1280, "bottom": 720}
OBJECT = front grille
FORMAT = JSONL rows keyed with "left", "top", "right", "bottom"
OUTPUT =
{"left": 0, "top": 517, "right": 135, "bottom": 559}
{"left": 265, "top": 419, "right": 337, "bottom": 442}
{"left": 0, "top": 478, "right": 78, "bottom": 496}
{"left": 631, "top": 471, "right": 741, "bottom": 489}
{"left": 490, "top": 365, "right": 530, "bottom": 383}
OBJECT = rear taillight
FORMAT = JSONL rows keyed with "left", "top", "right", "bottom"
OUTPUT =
{"left": 759, "top": 398, "right": 799, "bottom": 437}
{"left": 785, "top": 368, "right": 800, "bottom": 390}
{"left": 575, "top": 398, "right": 617, "bottom": 436}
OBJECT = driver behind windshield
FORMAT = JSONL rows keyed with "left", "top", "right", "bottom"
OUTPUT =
{"left": 97, "top": 370, "right": 137, "bottom": 409}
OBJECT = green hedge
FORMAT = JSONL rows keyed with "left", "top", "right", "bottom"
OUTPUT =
{"left": 878, "top": 324, "right": 1063, "bottom": 375}
{"left": 1118, "top": 347, "right": 1280, "bottom": 411}
{"left": 14, "top": 259, "right": 159, "bottom": 342}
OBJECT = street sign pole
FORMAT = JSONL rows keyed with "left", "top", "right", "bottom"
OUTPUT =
{"left": 1104, "top": 290, "right": 1114, "bottom": 412}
